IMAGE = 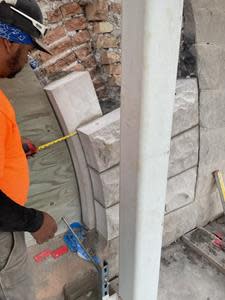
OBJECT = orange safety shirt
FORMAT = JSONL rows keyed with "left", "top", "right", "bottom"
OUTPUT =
{"left": 0, "top": 90, "right": 29, "bottom": 206}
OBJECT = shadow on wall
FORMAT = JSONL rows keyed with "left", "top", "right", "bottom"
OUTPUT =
{"left": 178, "top": 0, "right": 197, "bottom": 79}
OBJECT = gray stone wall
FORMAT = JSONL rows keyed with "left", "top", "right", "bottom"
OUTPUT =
{"left": 77, "top": 79, "right": 200, "bottom": 243}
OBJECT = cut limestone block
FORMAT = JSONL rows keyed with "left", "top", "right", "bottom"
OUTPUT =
{"left": 195, "top": 192, "right": 223, "bottom": 228}
{"left": 168, "top": 126, "right": 199, "bottom": 178}
{"left": 95, "top": 201, "right": 119, "bottom": 241}
{"left": 45, "top": 72, "right": 102, "bottom": 131}
{"left": 166, "top": 167, "right": 197, "bottom": 214}
{"left": 195, "top": 44, "right": 225, "bottom": 90}
{"left": 44, "top": 72, "right": 103, "bottom": 229}
{"left": 78, "top": 109, "right": 120, "bottom": 172}
{"left": 196, "top": 127, "right": 225, "bottom": 199}
{"left": 194, "top": 9, "right": 225, "bottom": 46}
{"left": 172, "top": 79, "right": 198, "bottom": 137}
{"left": 90, "top": 166, "right": 119, "bottom": 208}
{"left": 200, "top": 89, "right": 225, "bottom": 129}
{"left": 163, "top": 201, "right": 198, "bottom": 247}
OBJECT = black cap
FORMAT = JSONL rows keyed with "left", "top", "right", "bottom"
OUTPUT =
{"left": 0, "top": 0, "right": 51, "bottom": 54}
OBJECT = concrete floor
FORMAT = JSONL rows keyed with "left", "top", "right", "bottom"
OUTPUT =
{"left": 29, "top": 233, "right": 225, "bottom": 300}
{"left": 159, "top": 241, "right": 225, "bottom": 300}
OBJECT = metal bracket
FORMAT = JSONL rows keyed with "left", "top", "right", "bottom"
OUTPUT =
{"left": 62, "top": 217, "right": 110, "bottom": 300}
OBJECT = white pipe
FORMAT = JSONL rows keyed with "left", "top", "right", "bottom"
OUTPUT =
{"left": 119, "top": 1, "right": 184, "bottom": 300}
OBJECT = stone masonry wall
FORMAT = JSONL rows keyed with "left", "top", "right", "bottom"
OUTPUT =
{"left": 34, "top": 0, "right": 121, "bottom": 106}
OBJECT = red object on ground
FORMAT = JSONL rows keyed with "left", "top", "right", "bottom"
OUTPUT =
{"left": 51, "top": 245, "right": 68, "bottom": 259}
{"left": 34, "top": 249, "right": 52, "bottom": 263}
{"left": 215, "top": 232, "right": 224, "bottom": 240}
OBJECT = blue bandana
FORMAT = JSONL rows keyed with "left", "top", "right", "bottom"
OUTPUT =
{"left": 0, "top": 21, "right": 33, "bottom": 45}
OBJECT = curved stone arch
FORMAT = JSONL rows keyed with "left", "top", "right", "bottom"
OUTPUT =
{"left": 45, "top": 71, "right": 102, "bottom": 229}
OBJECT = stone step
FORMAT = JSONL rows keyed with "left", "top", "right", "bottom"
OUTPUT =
{"left": 182, "top": 226, "right": 225, "bottom": 275}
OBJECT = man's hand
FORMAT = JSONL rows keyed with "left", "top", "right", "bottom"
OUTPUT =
{"left": 31, "top": 212, "right": 57, "bottom": 244}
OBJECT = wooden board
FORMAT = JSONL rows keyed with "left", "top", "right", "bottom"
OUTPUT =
{"left": 182, "top": 227, "right": 225, "bottom": 275}
{"left": 0, "top": 66, "right": 81, "bottom": 244}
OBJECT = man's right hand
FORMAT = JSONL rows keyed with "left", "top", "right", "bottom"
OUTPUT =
{"left": 31, "top": 212, "right": 57, "bottom": 244}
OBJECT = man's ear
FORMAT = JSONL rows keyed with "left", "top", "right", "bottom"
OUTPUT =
{"left": 2, "top": 38, "right": 20, "bottom": 55}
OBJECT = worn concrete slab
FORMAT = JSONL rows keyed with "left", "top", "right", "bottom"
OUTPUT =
{"left": 168, "top": 126, "right": 199, "bottom": 178}
{"left": 172, "top": 79, "right": 198, "bottom": 137}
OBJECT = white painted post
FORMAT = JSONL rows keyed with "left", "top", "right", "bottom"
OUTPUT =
{"left": 119, "top": 1, "right": 184, "bottom": 300}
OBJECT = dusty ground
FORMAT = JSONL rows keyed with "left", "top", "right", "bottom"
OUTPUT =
{"left": 159, "top": 241, "right": 225, "bottom": 300}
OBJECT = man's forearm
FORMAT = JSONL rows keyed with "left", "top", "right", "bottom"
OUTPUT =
{"left": 0, "top": 190, "right": 44, "bottom": 232}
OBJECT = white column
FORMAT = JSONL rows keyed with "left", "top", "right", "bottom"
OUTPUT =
{"left": 119, "top": 1, "right": 184, "bottom": 300}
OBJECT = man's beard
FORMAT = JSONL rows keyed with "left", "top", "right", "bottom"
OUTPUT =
{"left": 7, "top": 48, "right": 23, "bottom": 79}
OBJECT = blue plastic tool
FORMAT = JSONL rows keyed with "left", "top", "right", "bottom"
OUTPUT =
{"left": 63, "top": 222, "right": 100, "bottom": 265}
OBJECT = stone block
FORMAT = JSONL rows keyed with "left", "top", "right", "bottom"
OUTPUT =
{"left": 196, "top": 127, "right": 225, "bottom": 199}
{"left": 194, "top": 8, "right": 225, "bottom": 46}
{"left": 200, "top": 89, "right": 225, "bottom": 129}
{"left": 95, "top": 201, "right": 119, "bottom": 240}
{"left": 45, "top": 72, "right": 102, "bottom": 229}
{"left": 163, "top": 202, "right": 198, "bottom": 247}
{"left": 78, "top": 109, "right": 120, "bottom": 172}
{"left": 96, "top": 35, "right": 118, "bottom": 49}
{"left": 191, "top": 0, "right": 225, "bottom": 12}
{"left": 45, "top": 72, "right": 102, "bottom": 131}
{"left": 196, "top": 44, "right": 225, "bottom": 90}
{"left": 195, "top": 191, "right": 223, "bottom": 227}
{"left": 85, "top": 0, "right": 108, "bottom": 21}
{"left": 90, "top": 166, "right": 119, "bottom": 208}
{"left": 166, "top": 167, "right": 197, "bottom": 214}
{"left": 172, "top": 79, "right": 198, "bottom": 136}
{"left": 100, "top": 50, "right": 121, "bottom": 65}
{"left": 94, "top": 22, "right": 113, "bottom": 33}
{"left": 168, "top": 127, "right": 199, "bottom": 178}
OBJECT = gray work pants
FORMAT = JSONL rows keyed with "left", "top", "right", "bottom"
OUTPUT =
{"left": 0, "top": 232, "right": 36, "bottom": 300}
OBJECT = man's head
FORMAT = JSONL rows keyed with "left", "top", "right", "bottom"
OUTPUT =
{"left": 0, "top": 0, "right": 50, "bottom": 78}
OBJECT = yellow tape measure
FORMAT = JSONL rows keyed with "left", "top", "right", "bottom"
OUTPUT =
{"left": 38, "top": 131, "right": 77, "bottom": 151}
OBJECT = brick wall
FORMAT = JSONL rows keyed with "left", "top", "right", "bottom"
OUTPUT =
{"left": 34, "top": 0, "right": 121, "bottom": 107}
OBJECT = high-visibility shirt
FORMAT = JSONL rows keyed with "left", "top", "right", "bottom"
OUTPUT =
{"left": 0, "top": 90, "right": 29, "bottom": 206}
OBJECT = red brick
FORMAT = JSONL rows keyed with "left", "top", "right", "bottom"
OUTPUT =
{"left": 110, "top": 3, "right": 121, "bottom": 14}
{"left": 43, "top": 26, "right": 66, "bottom": 45}
{"left": 85, "top": 0, "right": 108, "bottom": 21}
{"left": 104, "top": 64, "right": 121, "bottom": 75}
{"left": 72, "top": 30, "right": 90, "bottom": 46}
{"left": 93, "top": 78, "right": 105, "bottom": 89}
{"left": 47, "top": 8, "right": 62, "bottom": 23}
{"left": 96, "top": 87, "right": 108, "bottom": 99}
{"left": 83, "top": 55, "right": 97, "bottom": 68}
{"left": 96, "top": 35, "right": 118, "bottom": 48}
{"left": 65, "top": 17, "right": 87, "bottom": 32}
{"left": 100, "top": 50, "right": 121, "bottom": 64}
{"left": 38, "top": 38, "right": 72, "bottom": 63}
{"left": 66, "top": 63, "right": 85, "bottom": 72}
{"left": 45, "top": 53, "right": 76, "bottom": 75}
{"left": 75, "top": 47, "right": 91, "bottom": 61}
{"left": 60, "top": 3, "right": 82, "bottom": 17}
{"left": 109, "top": 74, "right": 121, "bottom": 86}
